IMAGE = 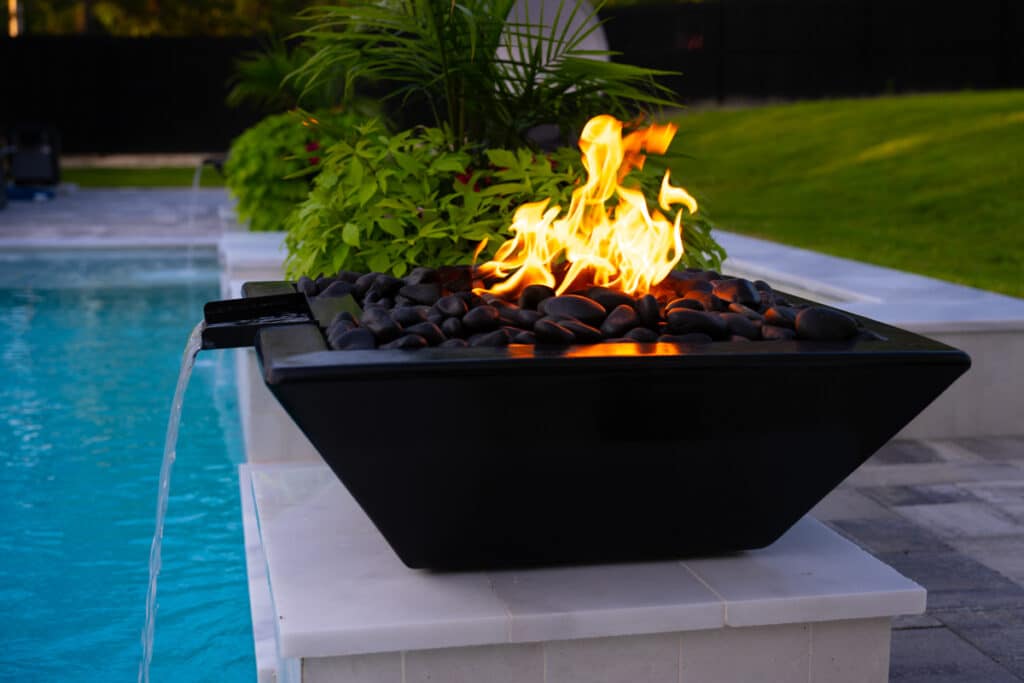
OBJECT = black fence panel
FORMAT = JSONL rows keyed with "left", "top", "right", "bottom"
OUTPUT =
{"left": 603, "top": 0, "right": 1024, "bottom": 103}
{"left": 1, "top": 0, "right": 1022, "bottom": 154}
{"left": 0, "top": 36, "right": 263, "bottom": 154}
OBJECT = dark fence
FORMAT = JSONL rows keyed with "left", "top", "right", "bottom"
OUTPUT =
{"left": 603, "top": 0, "right": 1024, "bottom": 102}
{"left": 0, "top": 36, "right": 263, "bottom": 154}
{"left": 2, "top": 0, "right": 1022, "bottom": 153}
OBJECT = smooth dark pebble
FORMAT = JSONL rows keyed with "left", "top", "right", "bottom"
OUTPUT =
{"left": 314, "top": 275, "right": 336, "bottom": 293}
{"left": 404, "top": 322, "right": 446, "bottom": 345}
{"left": 729, "top": 335, "right": 752, "bottom": 342}
{"left": 539, "top": 295, "right": 607, "bottom": 326}
{"left": 683, "top": 290, "right": 727, "bottom": 312}
{"left": 513, "top": 309, "right": 543, "bottom": 329}
{"left": 427, "top": 311, "right": 444, "bottom": 325}
{"left": 373, "top": 274, "right": 404, "bottom": 296}
{"left": 560, "top": 320, "right": 603, "bottom": 343}
{"left": 354, "top": 272, "right": 378, "bottom": 297}
{"left": 518, "top": 285, "right": 557, "bottom": 310}
{"left": 399, "top": 283, "right": 442, "bottom": 305}
{"left": 336, "top": 270, "right": 361, "bottom": 283}
{"left": 381, "top": 334, "right": 427, "bottom": 350}
{"left": 534, "top": 319, "right": 576, "bottom": 345}
{"left": 330, "top": 327, "right": 376, "bottom": 350}
{"left": 601, "top": 304, "right": 639, "bottom": 337}
{"left": 753, "top": 280, "right": 772, "bottom": 292}
{"left": 435, "top": 294, "right": 468, "bottom": 318}
{"left": 625, "top": 327, "right": 658, "bottom": 342}
{"left": 469, "top": 329, "right": 510, "bottom": 347}
{"left": 404, "top": 266, "right": 439, "bottom": 285}
{"left": 393, "top": 295, "right": 414, "bottom": 307}
{"left": 637, "top": 294, "right": 661, "bottom": 327}
{"left": 761, "top": 324, "right": 796, "bottom": 341}
{"left": 728, "top": 303, "right": 763, "bottom": 320}
{"left": 327, "top": 318, "right": 356, "bottom": 337}
{"left": 296, "top": 275, "right": 317, "bottom": 296}
{"left": 587, "top": 287, "right": 635, "bottom": 311}
{"left": 511, "top": 331, "right": 536, "bottom": 344}
{"left": 462, "top": 305, "right": 501, "bottom": 332}
{"left": 795, "top": 306, "right": 859, "bottom": 341}
{"left": 666, "top": 297, "right": 704, "bottom": 312}
{"left": 361, "top": 308, "right": 402, "bottom": 342}
{"left": 441, "top": 317, "right": 465, "bottom": 339}
{"left": 665, "top": 309, "right": 729, "bottom": 339}
{"left": 387, "top": 305, "right": 428, "bottom": 327}
{"left": 720, "top": 312, "right": 761, "bottom": 339}
{"left": 329, "top": 311, "right": 356, "bottom": 327}
{"left": 764, "top": 306, "right": 798, "bottom": 329}
{"left": 439, "top": 338, "right": 469, "bottom": 348}
{"left": 713, "top": 278, "right": 760, "bottom": 306}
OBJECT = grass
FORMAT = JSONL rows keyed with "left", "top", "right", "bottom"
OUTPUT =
{"left": 62, "top": 167, "right": 225, "bottom": 188}
{"left": 669, "top": 90, "right": 1024, "bottom": 298}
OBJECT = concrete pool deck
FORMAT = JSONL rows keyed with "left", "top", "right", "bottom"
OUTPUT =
{"left": 4, "top": 188, "right": 1024, "bottom": 681}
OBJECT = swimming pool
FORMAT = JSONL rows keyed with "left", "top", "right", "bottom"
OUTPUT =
{"left": 0, "top": 249, "right": 254, "bottom": 681}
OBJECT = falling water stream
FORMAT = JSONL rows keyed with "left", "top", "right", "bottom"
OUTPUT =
{"left": 185, "top": 162, "right": 205, "bottom": 233}
{"left": 138, "top": 321, "right": 206, "bottom": 683}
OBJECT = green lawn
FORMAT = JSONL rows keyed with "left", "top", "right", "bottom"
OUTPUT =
{"left": 669, "top": 90, "right": 1024, "bottom": 298}
{"left": 62, "top": 167, "right": 225, "bottom": 188}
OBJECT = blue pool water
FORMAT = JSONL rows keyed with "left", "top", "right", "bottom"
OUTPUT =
{"left": 0, "top": 249, "right": 254, "bottom": 681}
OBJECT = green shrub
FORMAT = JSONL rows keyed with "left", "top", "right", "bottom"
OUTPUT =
{"left": 224, "top": 110, "right": 362, "bottom": 233}
{"left": 284, "top": 118, "right": 724, "bottom": 278}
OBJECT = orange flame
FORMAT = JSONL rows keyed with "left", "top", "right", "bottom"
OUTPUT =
{"left": 478, "top": 114, "right": 697, "bottom": 298}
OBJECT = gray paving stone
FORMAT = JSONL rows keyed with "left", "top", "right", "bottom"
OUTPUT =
{"left": 890, "top": 627, "right": 1022, "bottom": 682}
{"left": 898, "top": 502, "right": 1023, "bottom": 539}
{"left": 829, "top": 517, "right": 954, "bottom": 554}
{"left": 952, "top": 438, "right": 1024, "bottom": 464}
{"left": 939, "top": 608, "right": 1024, "bottom": 678}
{"left": 870, "top": 440, "right": 944, "bottom": 465}
{"left": 845, "top": 463, "right": 1024, "bottom": 488}
{"left": 876, "top": 549, "right": 1024, "bottom": 611}
{"left": 957, "top": 481, "right": 1024, "bottom": 508}
{"left": 810, "top": 488, "right": 896, "bottom": 521}
{"left": 862, "top": 483, "right": 981, "bottom": 507}
{"left": 949, "top": 536, "right": 1024, "bottom": 586}
{"left": 893, "top": 613, "right": 945, "bottom": 630}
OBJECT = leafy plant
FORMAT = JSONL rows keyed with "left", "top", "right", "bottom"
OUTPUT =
{"left": 225, "top": 109, "right": 363, "bottom": 233}
{"left": 284, "top": 117, "right": 724, "bottom": 278}
{"left": 289, "top": 0, "right": 678, "bottom": 148}
{"left": 284, "top": 119, "right": 584, "bottom": 277}
{"left": 227, "top": 40, "right": 317, "bottom": 112}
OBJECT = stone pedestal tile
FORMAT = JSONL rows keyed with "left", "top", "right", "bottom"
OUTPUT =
{"left": 405, "top": 643, "right": 542, "bottom": 683}
{"left": 304, "top": 653, "right": 402, "bottom": 683}
{"left": 680, "top": 623, "right": 810, "bottom": 683}
{"left": 810, "top": 618, "right": 890, "bottom": 683}
{"left": 544, "top": 633, "right": 680, "bottom": 683}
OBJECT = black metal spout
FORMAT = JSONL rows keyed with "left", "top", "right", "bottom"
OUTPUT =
{"left": 201, "top": 287, "right": 312, "bottom": 350}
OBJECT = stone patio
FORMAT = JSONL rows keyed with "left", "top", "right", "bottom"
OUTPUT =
{"left": 814, "top": 437, "right": 1024, "bottom": 682}
{"left": 3, "top": 188, "right": 1022, "bottom": 681}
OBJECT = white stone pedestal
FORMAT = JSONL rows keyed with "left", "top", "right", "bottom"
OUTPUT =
{"left": 240, "top": 463, "right": 926, "bottom": 683}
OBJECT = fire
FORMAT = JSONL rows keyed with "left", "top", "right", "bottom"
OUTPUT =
{"left": 478, "top": 114, "right": 698, "bottom": 298}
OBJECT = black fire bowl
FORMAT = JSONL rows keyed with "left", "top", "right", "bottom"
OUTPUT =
{"left": 206, "top": 279, "right": 969, "bottom": 571}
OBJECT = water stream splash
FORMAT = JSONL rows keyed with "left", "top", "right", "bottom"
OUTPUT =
{"left": 138, "top": 321, "right": 205, "bottom": 683}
